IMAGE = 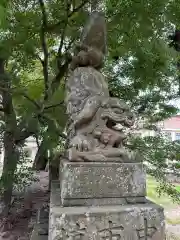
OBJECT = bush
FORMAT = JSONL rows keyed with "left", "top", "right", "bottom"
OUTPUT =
{"left": 0, "top": 146, "right": 38, "bottom": 195}
{"left": 128, "top": 135, "right": 180, "bottom": 203}
{"left": 166, "top": 232, "right": 180, "bottom": 240}
{"left": 13, "top": 147, "right": 38, "bottom": 192}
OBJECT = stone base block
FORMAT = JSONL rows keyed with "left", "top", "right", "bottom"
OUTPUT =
{"left": 51, "top": 181, "right": 147, "bottom": 207}
{"left": 60, "top": 161, "right": 146, "bottom": 205}
{"left": 49, "top": 203, "right": 165, "bottom": 240}
{"left": 61, "top": 196, "right": 147, "bottom": 206}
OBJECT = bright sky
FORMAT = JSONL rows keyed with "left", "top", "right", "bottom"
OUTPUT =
{"left": 169, "top": 99, "right": 180, "bottom": 111}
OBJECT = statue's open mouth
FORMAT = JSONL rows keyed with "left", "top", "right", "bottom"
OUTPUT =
{"left": 102, "top": 112, "right": 134, "bottom": 131}
{"left": 106, "top": 119, "right": 129, "bottom": 134}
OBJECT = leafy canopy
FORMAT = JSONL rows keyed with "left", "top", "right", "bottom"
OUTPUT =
{"left": 0, "top": 0, "right": 180, "bottom": 201}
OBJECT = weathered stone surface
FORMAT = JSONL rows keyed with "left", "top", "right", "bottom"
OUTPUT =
{"left": 31, "top": 205, "right": 49, "bottom": 240}
{"left": 49, "top": 203, "right": 165, "bottom": 240}
{"left": 61, "top": 197, "right": 147, "bottom": 207}
{"left": 60, "top": 161, "right": 146, "bottom": 204}
{"left": 51, "top": 181, "right": 146, "bottom": 207}
{"left": 65, "top": 11, "right": 135, "bottom": 162}
{"left": 48, "top": 10, "right": 165, "bottom": 240}
{"left": 80, "top": 11, "right": 107, "bottom": 55}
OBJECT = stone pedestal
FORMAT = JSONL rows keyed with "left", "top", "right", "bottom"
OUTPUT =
{"left": 48, "top": 161, "right": 165, "bottom": 240}
{"left": 49, "top": 203, "right": 165, "bottom": 240}
{"left": 60, "top": 161, "right": 146, "bottom": 206}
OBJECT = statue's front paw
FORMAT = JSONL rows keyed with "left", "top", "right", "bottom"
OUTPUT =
{"left": 94, "top": 129, "right": 111, "bottom": 146}
{"left": 70, "top": 136, "right": 91, "bottom": 152}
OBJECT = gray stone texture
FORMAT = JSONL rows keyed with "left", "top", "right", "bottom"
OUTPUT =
{"left": 49, "top": 203, "right": 165, "bottom": 240}
{"left": 60, "top": 161, "right": 146, "bottom": 205}
{"left": 51, "top": 181, "right": 146, "bottom": 207}
{"left": 60, "top": 196, "right": 147, "bottom": 207}
{"left": 31, "top": 206, "right": 49, "bottom": 240}
{"left": 66, "top": 11, "right": 135, "bottom": 162}
{"left": 48, "top": 10, "right": 165, "bottom": 240}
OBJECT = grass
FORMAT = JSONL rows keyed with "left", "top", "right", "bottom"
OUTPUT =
{"left": 166, "top": 217, "right": 180, "bottom": 225}
{"left": 147, "top": 175, "right": 178, "bottom": 208}
{"left": 166, "top": 232, "right": 180, "bottom": 240}
{"left": 175, "top": 185, "right": 180, "bottom": 192}
{"left": 147, "top": 174, "right": 180, "bottom": 238}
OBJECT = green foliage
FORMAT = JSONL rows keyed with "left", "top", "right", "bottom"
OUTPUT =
{"left": 0, "top": 0, "right": 9, "bottom": 27}
{"left": 0, "top": 146, "right": 38, "bottom": 194}
{"left": 1, "top": 0, "right": 180, "bottom": 202}
{"left": 1, "top": 0, "right": 179, "bottom": 136}
{"left": 129, "top": 135, "right": 180, "bottom": 203}
{"left": 147, "top": 175, "right": 178, "bottom": 207}
{"left": 175, "top": 185, "right": 180, "bottom": 192}
{"left": 13, "top": 147, "right": 39, "bottom": 192}
{"left": 106, "top": 0, "right": 180, "bottom": 120}
{"left": 166, "top": 233, "right": 180, "bottom": 240}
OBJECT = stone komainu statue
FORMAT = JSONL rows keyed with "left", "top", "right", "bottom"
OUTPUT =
{"left": 49, "top": 11, "right": 165, "bottom": 240}
{"left": 65, "top": 11, "right": 135, "bottom": 162}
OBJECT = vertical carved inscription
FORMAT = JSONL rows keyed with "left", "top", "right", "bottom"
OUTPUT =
{"left": 98, "top": 221, "right": 124, "bottom": 240}
{"left": 60, "top": 223, "right": 87, "bottom": 240}
{"left": 136, "top": 217, "right": 157, "bottom": 240}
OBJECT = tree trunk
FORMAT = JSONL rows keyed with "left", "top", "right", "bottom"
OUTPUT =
{"left": 90, "top": 0, "right": 99, "bottom": 11}
{"left": 0, "top": 146, "right": 19, "bottom": 216}
{"left": 0, "top": 59, "right": 18, "bottom": 217}
{"left": 33, "top": 139, "right": 48, "bottom": 170}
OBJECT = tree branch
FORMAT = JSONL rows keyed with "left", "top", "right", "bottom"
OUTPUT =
{"left": 65, "top": 37, "right": 76, "bottom": 53}
{"left": 39, "top": 0, "right": 49, "bottom": 101}
{"left": 0, "top": 86, "right": 11, "bottom": 92}
{"left": 0, "top": 107, "right": 5, "bottom": 112}
{"left": 22, "top": 93, "right": 41, "bottom": 109}
{"left": 34, "top": 133, "right": 40, "bottom": 148}
{"left": 36, "top": 53, "right": 44, "bottom": 66}
{"left": 15, "top": 129, "right": 37, "bottom": 144}
{"left": 51, "top": 59, "right": 71, "bottom": 94}
{"left": 47, "top": 0, "right": 89, "bottom": 32}
{"left": 54, "top": 37, "right": 75, "bottom": 93}
{"left": 57, "top": 1, "right": 72, "bottom": 58}
{"left": 44, "top": 101, "right": 64, "bottom": 110}
{"left": 15, "top": 99, "right": 65, "bottom": 143}
{"left": 0, "top": 84, "right": 42, "bottom": 111}
{"left": 38, "top": 114, "right": 66, "bottom": 139}
{"left": 15, "top": 116, "right": 39, "bottom": 144}
{"left": 50, "top": 2, "right": 73, "bottom": 95}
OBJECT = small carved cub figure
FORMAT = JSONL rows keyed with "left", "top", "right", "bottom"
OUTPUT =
{"left": 70, "top": 44, "right": 104, "bottom": 70}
